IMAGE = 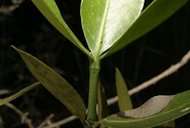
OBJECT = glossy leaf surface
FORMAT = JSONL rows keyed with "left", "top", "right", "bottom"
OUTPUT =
{"left": 105, "top": 0, "right": 188, "bottom": 57}
{"left": 0, "top": 82, "right": 40, "bottom": 106}
{"left": 12, "top": 46, "right": 86, "bottom": 121}
{"left": 115, "top": 68, "right": 132, "bottom": 111}
{"left": 97, "top": 90, "right": 190, "bottom": 128}
{"left": 31, "top": 0, "right": 90, "bottom": 57}
{"left": 81, "top": 0, "right": 144, "bottom": 57}
{"left": 100, "top": 0, "right": 144, "bottom": 54}
{"left": 81, "top": 0, "right": 109, "bottom": 57}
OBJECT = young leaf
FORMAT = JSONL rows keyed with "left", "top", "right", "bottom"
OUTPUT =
{"left": 97, "top": 90, "right": 190, "bottom": 128}
{"left": 100, "top": 0, "right": 144, "bottom": 54}
{"left": 104, "top": 0, "right": 188, "bottom": 57}
{"left": 81, "top": 0, "right": 109, "bottom": 58}
{"left": 12, "top": 46, "right": 86, "bottom": 121}
{"left": 81, "top": 0, "right": 144, "bottom": 58}
{"left": 115, "top": 68, "right": 132, "bottom": 111}
{"left": 0, "top": 82, "right": 40, "bottom": 106}
{"left": 31, "top": 0, "right": 91, "bottom": 57}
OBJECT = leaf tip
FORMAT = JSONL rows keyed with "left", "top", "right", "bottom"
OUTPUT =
{"left": 11, "top": 45, "right": 21, "bottom": 53}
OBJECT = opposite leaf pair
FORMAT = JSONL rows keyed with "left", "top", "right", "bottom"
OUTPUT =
{"left": 32, "top": 0, "right": 188, "bottom": 59}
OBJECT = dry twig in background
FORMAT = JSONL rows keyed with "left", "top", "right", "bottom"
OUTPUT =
{"left": 42, "top": 115, "right": 77, "bottom": 128}
{"left": 108, "top": 50, "right": 190, "bottom": 105}
{"left": 0, "top": 0, "right": 25, "bottom": 15}
{"left": 5, "top": 103, "right": 34, "bottom": 128}
{"left": 37, "top": 114, "right": 55, "bottom": 128}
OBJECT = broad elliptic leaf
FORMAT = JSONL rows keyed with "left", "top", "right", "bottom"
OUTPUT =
{"left": 0, "top": 82, "right": 40, "bottom": 106}
{"left": 96, "top": 90, "right": 190, "bottom": 128}
{"left": 100, "top": 0, "right": 144, "bottom": 54}
{"left": 12, "top": 46, "right": 86, "bottom": 121}
{"left": 81, "top": 0, "right": 109, "bottom": 58}
{"left": 81, "top": 0, "right": 144, "bottom": 58}
{"left": 104, "top": 0, "right": 188, "bottom": 58}
{"left": 115, "top": 68, "right": 132, "bottom": 111}
{"left": 31, "top": 0, "right": 91, "bottom": 57}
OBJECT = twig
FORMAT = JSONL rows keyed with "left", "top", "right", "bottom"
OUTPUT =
{"left": 0, "top": 0, "right": 25, "bottom": 15}
{"left": 0, "top": 89, "right": 10, "bottom": 95}
{"left": 108, "top": 50, "right": 190, "bottom": 105}
{"left": 45, "top": 50, "right": 190, "bottom": 127}
{"left": 5, "top": 103, "right": 34, "bottom": 128}
{"left": 129, "top": 50, "right": 190, "bottom": 95}
{"left": 42, "top": 115, "right": 77, "bottom": 128}
{"left": 37, "top": 114, "right": 54, "bottom": 128}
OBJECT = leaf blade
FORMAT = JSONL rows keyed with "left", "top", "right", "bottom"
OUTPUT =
{"left": 81, "top": 0, "right": 144, "bottom": 57}
{"left": 81, "top": 0, "right": 109, "bottom": 57}
{"left": 97, "top": 90, "right": 190, "bottom": 128}
{"left": 104, "top": 0, "right": 188, "bottom": 57}
{"left": 115, "top": 68, "right": 132, "bottom": 111}
{"left": 100, "top": 0, "right": 144, "bottom": 54}
{"left": 12, "top": 46, "right": 86, "bottom": 121}
{"left": 31, "top": 0, "right": 90, "bottom": 57}
{"left": 0, "top": 82, "right": 40, "bottom": 106}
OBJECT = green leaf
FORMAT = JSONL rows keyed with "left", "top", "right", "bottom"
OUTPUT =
{"left": 81, "top": 0, "right": 109, "bottom": 58}
{"left": 104, "top": 0, "right": 188, "bottom": 57}
{"left": 12, "top": 46, "right": 86, "bottom": 121}
{"left": 81, "top": 0, "right": 144, "bottom": 58}
{"left": 96, "top": 90, "right": 190, "bottom": 128}
{"left": 156, "top": 121, "right": 175, "bottom": 128}
{"left": 31, "top": 0, "right": 91, "bottom": 57}
{"left": 0, "top": 82, "right": 40, "bottom": 106}
{"left": 100, "top": 0, "right": 144, "bottom": 54}
{"left": 115, "top": 68, "right": 132, "bottom": 111}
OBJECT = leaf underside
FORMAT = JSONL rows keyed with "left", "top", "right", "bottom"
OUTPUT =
{"left": 97, "top": 90, "right": 190, "bottom": 128}
{"left": 117, "top": 95, "right": 174, "bottom": 119}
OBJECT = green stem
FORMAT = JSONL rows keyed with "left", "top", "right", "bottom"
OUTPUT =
{"left": 87, "top": 58, "right": 100, "bottom": 122}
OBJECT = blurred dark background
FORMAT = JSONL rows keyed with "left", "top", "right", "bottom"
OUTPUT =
{"left": 0, "top": 0, "right": 190, "bottom": 127}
